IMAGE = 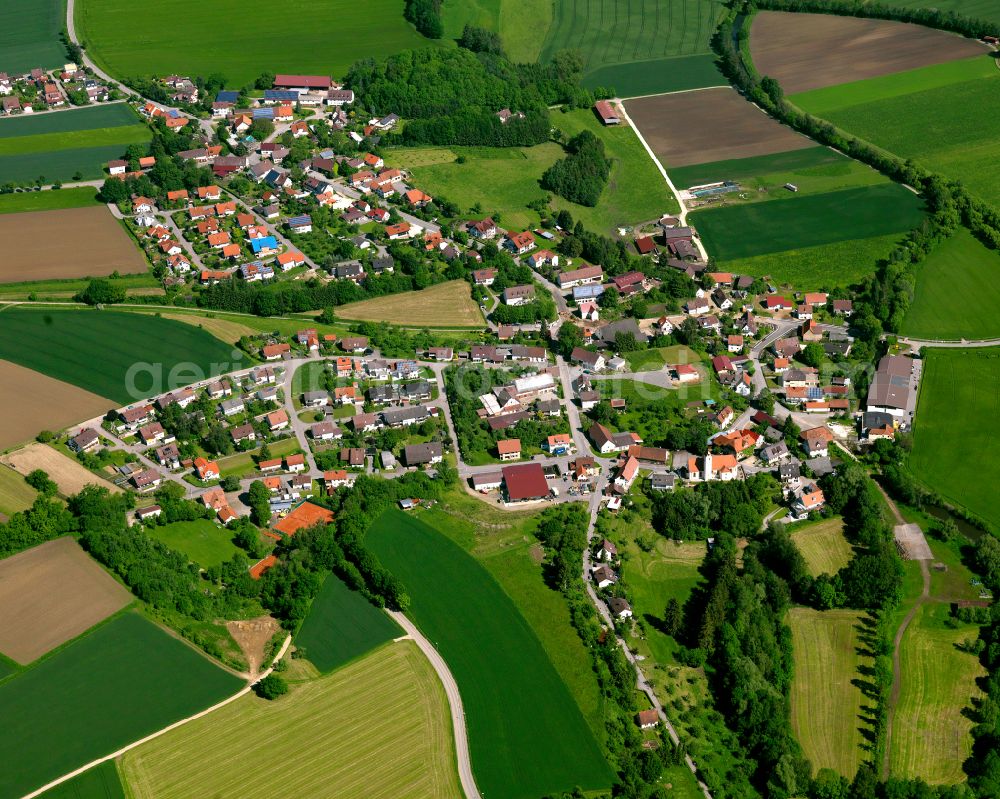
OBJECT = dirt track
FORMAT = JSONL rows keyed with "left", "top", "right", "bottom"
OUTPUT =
{"left": 751, "top": 11, "right": 987, "bottom": 94}
{"left": 0, "top": 360, "right": 114, "bottom": 450}
{"left": 625, "top": 87, "right": 813, "bottom": 168}
{"left": 0, "top": 537, "right": 132, "bottom": 663}
{"left": 0, "top": 205, "right": 146, "bottom": 283}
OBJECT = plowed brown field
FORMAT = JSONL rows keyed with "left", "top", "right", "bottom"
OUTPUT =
{"left": 0, "top": 537, "right": 132, "bottom": 663}
{"left": 625, "top": 87, "right": 813, "bottom": 167}
{"left": 750, "top": 11, "right": 986, "bottom": 93}
{"left": 0, "top": 205, "right": 146, "bottom": 283}
{"left": 0, "top": 360, "right": 114, "bottom": 451}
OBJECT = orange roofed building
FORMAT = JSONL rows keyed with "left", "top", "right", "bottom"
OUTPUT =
{"left": 273, "top": 501, "right": 334, "bottom": 537}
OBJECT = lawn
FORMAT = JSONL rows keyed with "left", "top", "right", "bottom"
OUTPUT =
{"left": 335, "top": 280, "right": 484, "bottom": 328}
{"left": 539, "top": 0, "right": 726, "bottom": 96}
{"left": 901, "top": 228, "right": 1000, "bottom": 340}
{"left": 389, "top": 108, "right": 677, "bottom": 235}
{"left": 789, "top": 517, "right": 853, "bottom": 577}
{"left": 788, "top": 608, "right": 868, "bottom": 778}
{"left": 294, "top": 573, "right": 401, "bottom": 673}
{"left": 0, "top": 308, "right": 243, "bottom": 404}
{"left": 718, "top": 232, "right": 905, "bottom": 289}
{"left": 0, "top": 464, "right": 37, "bottom": 516}
{"left": 366, "top": 508, "right": 614, "bottom": 799}
{"left": 121, "top": 641, "right": 463, "bottom": 799}
{"left": 692, "top": 183, "right": 924, "bottom": 261}
{"left": 215, "top": 437, "right": 301, "bottom": 479}
{"left": 39, "top": 761, "right": 125, "bottom": 799}
{"left": 0, "top": 611, "right": 242, "bottom": 798}
{"left": 625, "top": 344, "right": 702, "bottom": 372}
{"left": 0, "top": 187, "right": 100, "bottom": 215}
{"left": 146, "top": 519, "right": 241, "bottom": 569}
{"left": 76, "top": 0, "right": 438, "bottom": 86}
{"left": 910, "top": 349, "right": 1000, "bottom": 531}
{"left": 790, "top": 55, "right": 997, "bottom": 117}
{"left": 890, "top": 602, "right": 984, "bottom": 783}
{"left": 805, "top": 71, "right": 1000, "bottom": 206}
{"left": 0, "top": 0, "right": 66, "bottom": 72}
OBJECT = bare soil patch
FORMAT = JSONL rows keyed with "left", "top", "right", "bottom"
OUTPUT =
{"left": 1, "top": 441, "right": 121, "bottom": 495}
{"left": 226, "top": 616, "right": 280, "bottom": 677}
{"left": 0, "top": 536, "right": 132, "bottom": 663}
{"left": 750, "top": 11, "right": 986, "bottom": 93}
{"left": 0, "top": 206, "right": 147, "bottom": 283}
{"left": 625, "top": 87, "right": 814, "bottom": 168}
{"left": 0, "top": 360, "right": 114, "bottom": 451}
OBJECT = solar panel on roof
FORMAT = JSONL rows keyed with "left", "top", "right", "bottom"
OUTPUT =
{"left": 216, "top": 90, "right": 238, "bottom": 103}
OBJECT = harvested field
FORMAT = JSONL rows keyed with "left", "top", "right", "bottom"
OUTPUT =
{"left": 0, "top": 537, "right": 132, "bottom": 664}
{"left": 625, "top": 87, "right": 813, "bottom": 168}
{"left": 1, "top": 442, "right": 122, "bottom": 496}
{"left": 158, "top": 312, "right": 259, "bottom": 343}
{"left": 226, "top": 616, "right": 280, "bottom": 677}
{"left": 0, "top": 360, "right": 114, "bottom": 451}
{"left": 336, "top": 280, "right": 484, "bottom": 328}
{"left": 750, "top": 11, "right": 986, "bottom": 94}
{"left": 790, "top": 517, "right": 854, "bottom": 577}
{"left": 121, "top": 641, "right": 463, "bottom": 799}
{"left": 0, "top": 206, "right": 146, "bottom": 283}
{"left": 0, "top": 463, "right": 37, "bottom": 516}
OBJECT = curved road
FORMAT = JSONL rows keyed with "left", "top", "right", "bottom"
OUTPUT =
{"left": 22, "top": 635, "right": 292, "bottom": 799}
{"left": 387, "top": 610, "right": 481, "bottom": 799}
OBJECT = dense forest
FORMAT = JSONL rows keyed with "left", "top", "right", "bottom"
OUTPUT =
{"left": 542, "top": 130, "right": 612, "bottom": 207}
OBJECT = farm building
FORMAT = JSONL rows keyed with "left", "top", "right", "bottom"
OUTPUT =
{"left": 594, "top": 100, "right": 620, "bottom": 125}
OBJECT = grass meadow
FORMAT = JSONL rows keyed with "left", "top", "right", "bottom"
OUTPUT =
{"left": 38, "top": 761, "right": 125, "bottom": 799}
{"left": 147, "top": 519, "right": 241, "bottom": 570}
{"left": 800, "top": 69, "right": 1000, "bottom": 206}
{"left": 76, "top": 0, "right": 436, "bottom": 86}
{"left": 0, "top": 464, "right": 37, "bottom": 516}
{"left": 890, "top": 603, "right": 984, "bottom": 783}
{"left": 692, "top": 183, "right": 924, "bottom": 261}
{"left": 366, "top": 508, "right": 614, "bottom": 799}
{"left": 901, "top": 228, "right": 1000, "bottom": 340}
{"left": 540, "top": 0, "right": 725, "bottom": 96}
{"left": 122, "top": 641, "right": 463, "bottom": 799}
{"left": 390, "top": 108, "right": 677, "bottom": 234}
{"left": 0, "top": 187, "right": 100, "bottom": 215}
{"left": 335, "top": 280, "right": 484, "bottom": 328}
{"left": 789, "top": 517, "right": 853, "bottom": 577}
{"left": 0, "top": 0, "right": 66, "bottom": 72}
{"left": 788, "top": 608, "right": 869, "bottom": 778}
{"left": 0, "top": 612, "right": 241, "bottom": 798}
{"left": 0, "top": 308, "right": 242, "bottom": 403}
{"left": 910, "top": 348, "right": 1000, "bottom": 531}
{"left": 718, "top": 232, "right": 904, "bottom": 289}
{"left": 294, "top": 574, "right": 401, "bottom": 673}
{"left": 0, "top": 104, "right": 146, "bottom": 138}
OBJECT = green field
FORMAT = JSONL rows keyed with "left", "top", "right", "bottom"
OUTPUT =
{"left": 718, "top": 232, "right": 905, "bottom": 289}
{"left": 0, "top": 187, "right": 100, "bottom": 214}
{"left": 890, "top": 603, "right": 984, "bottom": 783}
{"left": 910, "top": 349, "right": 1000, "bottom": 531}
{"left": 669, "top": 146, "right": 846, "bottom": 188}
{"left": 692, "top": 183, "right": 924, "bottom": 261}
{"left": 0, "top": 308, "right": 243, "bottom": 404}
{"left": 0, "top": 612, "right": 242, "bottom": 798}
{"left": 0, "top": 144, "right": 145, "bottom": 184}
{"left": 39, "top": 762, "right": 125, "bottom": 799}
{"left": 0, "top": 104, "right": 145, "bottom": 138}
{"left": 147, "top": 519, "right": 241, "bottom": 569}
{"left": 77, "top": 0, "right": 437, "bottom": 86}
{"left": 791, "top": 56, "right": 997, "bottom": 117}
{"left": 0, "top": 0, "right": 66, "bottom": 72}
{"left": 795, "top": 68, "right": 1000, "bottom": 206}
{"left": 0, "top": 125, "right": 152, "bottom": 157}
{"left": 621, "top": 537, "right": 706, "bottom": 643}
{"left": 539, "top": 0, "right": 726, "bottom": 96}
{"left": 366, "top": 508, "right": 613, "bottom": 799}
{"left": 788, "top": 608, "right": 868, "bottom": 777}
{"left": 0, "top": 464, "right": 38, "bottom": 515}
{"left": 390, "top": 108, "right": 677, "bottom": 234}
{"left": 295, "top": 573, "right": 401, "bottom": 673}
{"left": 901, "top": 228, "right": 1000, "bottom": 340}
{"left": 789, "top": 517, "right": 853, "bottom": 577}
{"left": 122, "top": 641, "right": 463, "bottom": 799}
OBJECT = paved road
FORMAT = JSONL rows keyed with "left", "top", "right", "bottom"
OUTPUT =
{"left": 898, "top": 336, "right": 1000, "bottom": 348}
{"left": 386, "top": 611, "right": 481, "bottom": 799}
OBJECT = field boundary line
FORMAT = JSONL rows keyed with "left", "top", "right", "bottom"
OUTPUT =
{"left": 621, "top": 84, "right": 731, "bottom": 101}
{"left": 386, "top": 609, "right": 481, "bottom": 799}
{"left": 19, "top": 635, "right": 291, "bottom": 799}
